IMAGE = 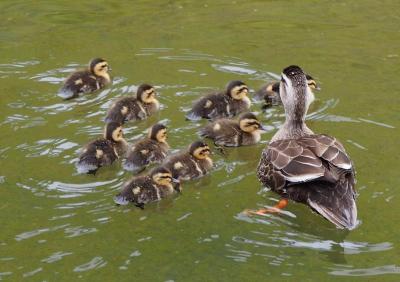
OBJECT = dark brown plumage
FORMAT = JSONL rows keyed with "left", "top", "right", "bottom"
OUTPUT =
{"left": 105, "top": 84, "right": 159, "bottom": 124}
{"left": 123, "top": 123, "right": 169, "bottom": 172}
{"left": 200, "top": 112, "right": 266, "bottom": 147}
{"left": 76, "top": 122, "right": 127, "bottom": 174}
{"left": 114, "top": 166, "right": 181, "bottom": 207}
{"left": 58, "top": 58, "right": 111, "bottom": 99}
{"left": 256, "top": 65, "right": 357, "bottom": 229}
{"left": 162, "top": 141, "right": 213, "bottom": 180}
{"left": 186, "top": 81, "right": 251, "bottom": 120}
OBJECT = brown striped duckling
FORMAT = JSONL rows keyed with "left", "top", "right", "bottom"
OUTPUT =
{"left": 255, "top": 74, "right": 319, "bottom": 107}
{"left": 200, "top": 112, "right": 267, "bottom": 147}
{"left": 123, "top": 123, "right": 169, "bottom": 172}
{"left": 113, "top": 166, "right": 181, "bottom": 208}
{"left": 248, "top": 65, "right": 357, "bottom": 230}
{"left": 105, "top": 84, "right": 159, "bottom": 124}
{"left": 76, "top": 122, "right": 128, "bottom": 174}
{"left": 163, "top": 141, "right": 213, "bottom": 181}
{"left": 58, "top": 58, "right": 111, "bottom": 99}
{"left": 186, "top": 80, "right": 251, "bottom": 121}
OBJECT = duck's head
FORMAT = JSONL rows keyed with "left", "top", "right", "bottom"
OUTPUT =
{"left": 137, "top": 84, "right": 157, "bottom": 104}
{"left": 149, "top": 123, "right": 167, "bottom": 143}
{"left": 189, "top": 141, "right": 211, "bottom": 160}
{"left": 90, "top": 58, "right": 111, "bottom": 77}
{"left": 104, "top": 122, "right": 124, "bottom": 142}
{"left": 280, "top": 65, "right": 313, "bottom": 120}
{"left": 151, "top": 166, "right": 180, "bottom": 190}
{"left": 238, "top": 112, "right": 267, "bottom": 133}
{"left": 226, "top": 80, "right": 249, "bottom": 100}
{"left": 305, "top": 74, "right": 320, "bottom": 91}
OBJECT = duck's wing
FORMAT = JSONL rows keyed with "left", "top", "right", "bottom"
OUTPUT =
{"left": 76, "top": 139, "right": 117, "bottom": 174}
{"left": 257, "top": 135, "right": 356, "bottom": 229}
{"left": 200, "top": 119, "right": 240, "bottom": 146}
{"left": 186, "top": 93, "right": 224, "bottom": 120}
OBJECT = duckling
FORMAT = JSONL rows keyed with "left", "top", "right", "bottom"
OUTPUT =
{"left": 105, "top": 84, "right": 159, "bottom": 124}
{"left": 113, "top": 166, "right": 181, "bottom": 208}
{"left": 200, "top": 112, "right": 267, "bottom": 147}
{"left": 123, "top": 123, "right": 169, "bottom": 172}
{"left": 186, "top": 81, "right": 251, "bottom": 121}
{"left": 58, "top": 58, "right": 111, "bottom": 99}
{"left": 76, "top": 122, "right": 128, "bottom": 174}
{"left": 255, "top": 74, "right": 319, "bottom": 107}
{"left": 163, "top": 141, "right": 213, "bottom": 181}
{"left": 249, "top": 65, "right": 357, "bottom": 230}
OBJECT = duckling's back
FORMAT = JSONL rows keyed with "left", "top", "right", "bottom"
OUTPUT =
{"left": 163, "top": 153, "right": 206, "bottom": 180}
{"left": 105, "top": 97, "right": 146, "bottom": 124}
{"left": 58, "top": 70, "right": 106, "bottom": 99}
{"left": 124, "top": 139, "right": 168, "bottom": 171}
{"left": 200, "top": 119, "right": 243, "bottom": 147}
{"left": 186, "top": 92, "right": 229, "bottom": 120}
{"left": 76, "top": 138, "right": 117, "bottom": 174}
{"left": 114, "top": 176, "right": 161, "bottom": 206}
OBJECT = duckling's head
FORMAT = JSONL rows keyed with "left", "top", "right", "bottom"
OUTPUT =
{"left": 238, "top": 112, "right": 265, "bottom": 133}
{"left": 149, "top": 123, "right": 168, "bottom": 143}
{"left": 305, "top": 74, "right": 320, "bottom": 91}
{"left": 280, "top": 65, "right": 313, "bottom": 120}
{"left": 137, "top": 84, "right": 157, "bottom": 104}
{"left": 151, "top": 166, "right": 179, "bottom": 188}
{"left": 189, "top": 141, "right": 211, "bottom": 160}
{"left": 226, "top": 80, "right": 249, "bottom": 100}
{"left": 90, "top": 58, "right": 110, "bottom": 77}
{"left": 104, "top": 122, "right": 124, "bottom": 142}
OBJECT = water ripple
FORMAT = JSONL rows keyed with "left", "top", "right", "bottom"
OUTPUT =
{"left": 73, "top": 256, "right": 107, "bottom": 272}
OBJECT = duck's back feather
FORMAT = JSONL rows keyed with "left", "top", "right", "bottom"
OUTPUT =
{"left": 257, "top": 134, "right": 357, "bottom": 229}
{"left": 76, "top": 139, "right": 117, "bottom": 174}
{"left": 59, "top": 70, "right": 106, "bottom": 99}
{"left": 124, "top": 140, "right": 168, "bottom": 171}
{"left": 200, "top": 119, "right": 242, "bottom": 147}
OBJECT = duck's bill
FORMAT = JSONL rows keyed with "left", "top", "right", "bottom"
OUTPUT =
{"left": 113, "top": 195, "right": 130, "bottom": 206}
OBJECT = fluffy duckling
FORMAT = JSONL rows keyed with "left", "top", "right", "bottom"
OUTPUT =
{"left": 163, "top": 141, "right": 213, "bottom": 181}
{"left": 250, "top": 65, "right": 357, "bottom": 230}
{"left": 200, "top": 112, "right": 267, "bottom": 147}
{"left": 255, "top": 74, "right": 319, "bottom": 107}
{"left": 123, "top": 123, "right": 169, "bottom": 172}
{"left": 105, "top": 84, "right": 159, "bottom": 124}
{"left": 76, "top": 122, "right": 128, "bottom": 174}
{"left": 186, "top": 81, "right": 251, "bottom": 120}
{"left": 58, "top": 58, "right": 111, "bottom": 99}
{"left": 113, "top": 166, "right": 181, "bottom": 208}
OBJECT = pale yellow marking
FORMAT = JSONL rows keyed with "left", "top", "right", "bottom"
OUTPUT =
{"left": 204, "top": 100, "right": 212, "bottom": 108}
{"left": 132, "top": 187, "right": 141, "bottom": 195}
{"left": 140, "top": 149, "right": 149, "bottom": 155}
{"left": 213, "top": 123, "right": 221, "bottom": 131}
{"left": 131, "top": 146, "right": 136, "bottom": 152}
{"left": 74, "top": 78, "right": 83, "bottom": 85}
{"left": 266, "top": 84, "right": 273, "bottom": 92}
{"left": 174, "top": 162, "right": 184, "bottom": 169}
{"left": 95, "top": 149, "right": 103, "bottom": 159}
{"left": 121, "top": 106, "right": 128, "bottom": 115}
{"left": 90, "top": 75, "right": 97, "bottom": 80}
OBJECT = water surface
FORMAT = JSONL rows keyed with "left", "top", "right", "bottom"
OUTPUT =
{"left": 0, "top": 1, "right": 399, "bottom": 281}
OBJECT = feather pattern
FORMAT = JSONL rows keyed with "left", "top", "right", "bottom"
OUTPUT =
{"left": 124, "top": 140, "right": 169, "bottom": 172}
{"left": 257, "top": 134, "right": 357, "bottom": 229}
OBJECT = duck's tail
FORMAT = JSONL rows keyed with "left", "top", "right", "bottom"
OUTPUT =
{"left": 76, "top": 151, "right": 99, "bottom": 174}
{"left": 304, "top": 177, "right": 357, "bottom": 230}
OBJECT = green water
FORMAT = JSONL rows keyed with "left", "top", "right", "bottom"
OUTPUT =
{"left": 1, "top": 1, "right": 399, "bottom": 281}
